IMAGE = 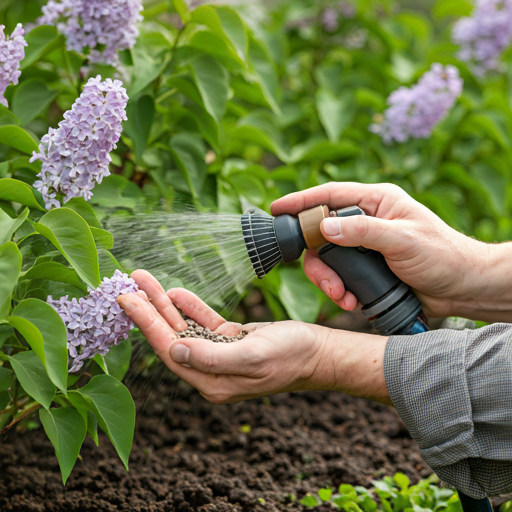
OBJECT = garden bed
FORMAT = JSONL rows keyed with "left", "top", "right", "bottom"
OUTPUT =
{"left": 0, "top": 374, "right": 430, "bottom": 512}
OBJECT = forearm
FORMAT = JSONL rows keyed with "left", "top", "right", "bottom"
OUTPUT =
{"left": 312, "top": 328, "right": 391, "bottom": 405}
{"left": 449, "top": 242, "right": 512, "bottom": 322}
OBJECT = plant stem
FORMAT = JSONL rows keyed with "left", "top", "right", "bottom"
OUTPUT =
{"left": 0, "top": 402, "right": 41, "bottom": 435}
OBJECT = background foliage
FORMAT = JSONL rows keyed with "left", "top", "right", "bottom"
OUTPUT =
{"left": 0, "top": 0, "right": 511, "bottom": 488}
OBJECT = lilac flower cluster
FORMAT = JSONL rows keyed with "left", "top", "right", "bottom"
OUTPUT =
{"left": 370, "top": 64, "right": 463, "bottom": 144}
{"left": 0, "top": 24, "right": 27, "bottom": 108}
{"left": 322, "top": 2, "right": 355, "bottom": 32}
{"left": 39, "top": 0, "right": 143, "bottom": 66}
{"left": 48, "top": 270, "right": 138, "bottom": 373}
{"left": 452, "top": 0, "right": 512, "bottom": 76}
{"left": 31, "top": 76, "right": 128, "bottom": 209}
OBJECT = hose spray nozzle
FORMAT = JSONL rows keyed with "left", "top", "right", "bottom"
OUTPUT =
{"left": 241, "top": 205, "right": 426, "bottom": 335}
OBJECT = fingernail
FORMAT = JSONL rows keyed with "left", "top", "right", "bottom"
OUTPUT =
{"left": 117, "top": 295, "right": 137, "bottom": 313}
{"left": 322, "top": 218, "right": 341, "bottom": 236}
{"left": 320, "top": 280, "right": 331, "bottom": 296}
{"left": 170, "top": 344, "right": 190, "bottom": 364}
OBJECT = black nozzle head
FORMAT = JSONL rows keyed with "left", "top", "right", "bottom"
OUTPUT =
{"left": 274, "top": 214, "right": 306, "bottom": 263}
{"left": 241, "top": 210, "right": 306, "bottom": 279}
{"left": 241, "top": 209, "right": 283, "bottom": 279}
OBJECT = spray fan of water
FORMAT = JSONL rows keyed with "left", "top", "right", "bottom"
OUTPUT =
{"left": 108, "top": 209, "right": 256, "bottom": 313}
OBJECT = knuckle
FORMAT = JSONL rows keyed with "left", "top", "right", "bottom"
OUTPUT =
{"left": 353, "top": 215, "right": 370, "bottom": 238}
{"left": 203, "top": 391, "right": 232, "bottom": 404}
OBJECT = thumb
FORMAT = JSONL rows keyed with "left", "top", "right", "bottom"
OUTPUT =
{"left": 169, "top": 338, "right": 263, "bottom": 376}
{"left": 320, "top": 215, "right": 405, "bottom": 253}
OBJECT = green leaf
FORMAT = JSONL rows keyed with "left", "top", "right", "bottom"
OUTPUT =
{"left": 191, "top": 5, "right": 248, "bottom": 64}
{"left": 124, "top": 95, "right": 155, "bottom": 162}
{"left": 235, "top": 112, "right": 290, "bottom": 163}
{"left": 39, "top": 407, "right": 86, "bottom": 484}
{"left": 300, "top": 494, "right": 319, "bottom": 507}
{"left": 90, "top": 227, "right": 114, "bottom": 250}
{"left": 278, "top": 267, "right": 323, "bottom": 323}
{"left": 169, "top": 133, "right": 207, "bottom": 199}
{"left": 90, "top": 175, "right": 145, "bottom": 209}
{"left": 21, "top": 26, "right": 64, "bottom": 69}
{"left": 0, "top": 390, "right": 10, "bottom": 410}
{"left": 248, "top": 36, "right": 280, "bottom": 114}
{"left": 393, "top": 473, "right": 410, "bottom": 491}
{"left": 0, "top": 126, "right": 39, "bottom": 155}
{"left": 0, "top": 366, "right": 13, "bottom": 391}
{"left": 189, "top": 54, "right": 230, "bottom": 124}
{"left": 63, "top": 197, "right": 103, "bottom": 229}
{"left": 432, "top": 0, "right": 473, "bottom": 18}
{"left": 227, "top": 173, "right": 265, "bottom": 206}
{"left": 8, "top": 351, "right": 55, "bottom": 409}
{"left": 128, "top": 45, "right": 170, "bottom": 98}
{"left": 9, "top": 299, "right": 68, "bottom": 394}
{"left": 290, "top": 137, "right": 360, "bottom": 164}
{"left": 173, "top": 0, "right": 191, "bottom": 24}
{"left": 34, "top": 208, "right": 100, "bottom": 289}
{"left": 20, "top": 261, "right": 87, "bottom": 292}
{"left": 0, "top": 207, "right": 29, "bottom": 245}
{"left": 66, "top": 390, "right": 99, "bottom": 445}
{"left": 316, "top": 90, "right": 357, "bottom": 142}
{"left": 98, "top": 247, "right": 122, "bottom": 280}
{"left": 0, "top": 104, "right": 21, "bottom": 126}
{"left": 101, "top": 341, "right": 132, "bottom": 381}
{"left": 318, "top": 488, "right": 333, "bottom": 502}
{"left": 78, "top": 374, "right": 135, "bottom": 470}
{"left": 0, "top": 178, "right": 45, "bottom": 210}
{"left": 11, "top": 79, "right": 58, "bottom": 126}
{"left": 0, "top": 242, "right": 22, "bottom": 319}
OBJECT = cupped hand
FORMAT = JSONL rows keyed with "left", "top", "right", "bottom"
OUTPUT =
{"left": 117, "top": 270, "right": 334, "bottom": 404}
{"left": 271, "top": 182, "right": 485, "bottom": 318}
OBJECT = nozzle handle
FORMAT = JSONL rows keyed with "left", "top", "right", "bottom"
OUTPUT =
{"left": 318, "top": 244, "right": 400, "bottom": 306}
{"left": 317, "top": 206, "right": 424, "bottom": 335}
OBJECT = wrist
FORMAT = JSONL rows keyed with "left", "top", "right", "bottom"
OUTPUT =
{"left": 310, "top": 327, "right": 391, "bottom": 405}
{"left": 448, "top": 241, "right": 512, "bottom": 322}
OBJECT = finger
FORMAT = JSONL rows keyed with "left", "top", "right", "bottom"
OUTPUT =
{"left": 136, "top": 290, "right": 149, "bottom": 302}
{"left": 303, "top": 251, "right": 359, "bottom": 310}
{"left": 303, "top": 250, "right": 346, "bottom": 302}
{"left": 270, "top": 182, "right": 405, "bottom": 217}
{"left": 321, "top": 215, "right": 408, "bottom": 255}
{"left": 215, "top": 321, "right": 243, "bottom": 336}
{"left": 117, "top": 293, "right": 216, "bottom": 387}
{"left": 131, "top": 269, "right": 188, "bottom": 331}
{"left": 167, "top": 287, "right": 227, "bottom": 331}
{"left": 168, "top": 337, "right": 264, "bottom": 377}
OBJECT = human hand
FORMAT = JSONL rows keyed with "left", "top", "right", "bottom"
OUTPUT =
{"left": 271, "top": 182, "right": 487, "bottom": 319}
{"left": 118, "top": 270, "right": 390, "bottom": 404}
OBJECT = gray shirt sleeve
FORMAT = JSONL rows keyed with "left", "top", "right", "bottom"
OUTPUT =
{"left": 384, "top": 323, "right": 512, "bottom": 498}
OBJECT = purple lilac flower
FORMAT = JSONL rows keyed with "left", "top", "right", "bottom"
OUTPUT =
{"left": 0, "top": 24, "right": 27, "bottom": 108}
{"left": 39, "top": 0, "right": 143, "bottom": 66}
{"left": 31, "top": 75, "right": 128, "bottom": 209}
{"left": 370, "top": 64, "right": 463, "bottom": 144}
{"left": 322, "top": 2, "right": 355, "bottom": 32}
{"left": 452, "top": 0, "right": 512, "bottom": 76}
{"left": 48, "top": 270, "right": 138, "bottom": 373}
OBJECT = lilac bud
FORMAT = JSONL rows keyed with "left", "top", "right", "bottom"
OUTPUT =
{"left": 31, "top": 75, "right": 128, "bottom": 209}
{"left": 370, "top": 64, "right": 463, "bottom": 144}
{"left": 452, "top": 0, "right": 512, "bottom": 76}
{"left": 39, "top": 0, "right": 143, "bottom": 66}
{"left": 48, "top": 270, "right": 138, "bottom": 373}
{"left": 0, "top": 24, "right": 27, "bottom": 108}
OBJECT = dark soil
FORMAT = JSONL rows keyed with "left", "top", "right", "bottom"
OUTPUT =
{"left": 0, "top": 377, "right": 431, "bottom": 512}
{"left": 0, "top": 310, "right": 432, "bottom": 512}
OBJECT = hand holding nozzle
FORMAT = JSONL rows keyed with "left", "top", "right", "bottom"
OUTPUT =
{"left": 271, "top": 182, "right": 493, "bottom": 321}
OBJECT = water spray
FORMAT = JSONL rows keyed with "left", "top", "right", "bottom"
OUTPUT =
{"left": 241, "top": 205, "right": 428, "bottom": 336}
